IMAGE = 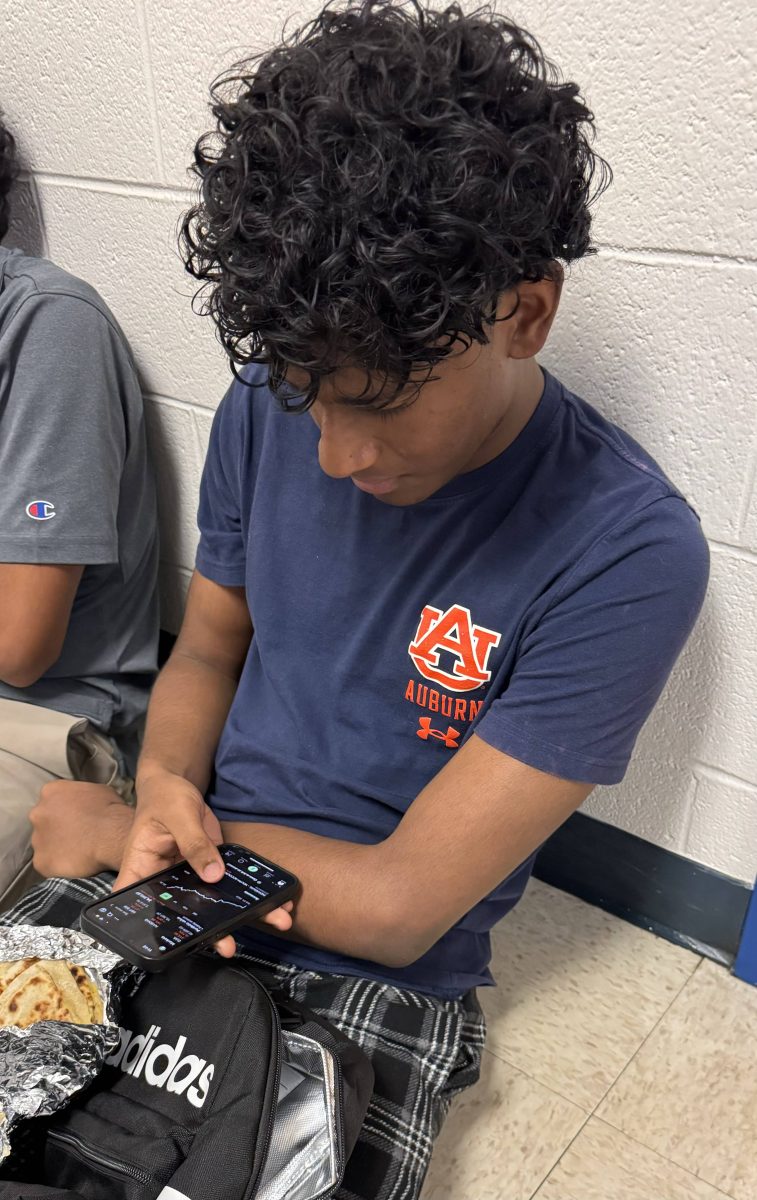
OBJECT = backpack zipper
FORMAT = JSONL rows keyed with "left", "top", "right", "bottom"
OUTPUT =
{"left": 275, "top": 1014, "right": 349, "bottom": 1200}
{"left": 312, "top": 1051, "right": 346, "bottom": 1200}
{"left": 47, "top": 1128, "right": 156, "bottom": 1187}
{"left": 246, "top": 983, "right": 282, "bottom": 1200}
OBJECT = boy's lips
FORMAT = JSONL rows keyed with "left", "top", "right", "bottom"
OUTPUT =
{"left": 351, "top": 475, "right": 399, "bottom": 495}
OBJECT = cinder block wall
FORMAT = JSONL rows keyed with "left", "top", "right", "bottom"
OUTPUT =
{"left": 4, "top": 1, "right": 756, "bottom": 881}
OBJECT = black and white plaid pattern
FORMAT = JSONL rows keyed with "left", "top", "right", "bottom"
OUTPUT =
{"left": 1, "top": 876, "right": 486, "bottom": 1200}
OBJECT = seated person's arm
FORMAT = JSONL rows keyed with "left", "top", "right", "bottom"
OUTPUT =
{"left": 117, "top": 569, "right": 588, "bottom": 964}
{"left": 126, "top": 563, "right": 590, "bottom": 965}
{"left": 0, "top": 290, "right": 137, "bottom": 686}
{"left": 0, "top": 563, "right": 83, "bottom": 686}
{"left": 222, "top": 746, "right": 591, "bottom": 966}
{"left": 136, "top": 568, "right": 253, "bottom": 796}
{"left": 30, "top": 569, "right": 294, "bottom": 935}
{"left": 32, "top": 569, "right": 254, "bottom": 881}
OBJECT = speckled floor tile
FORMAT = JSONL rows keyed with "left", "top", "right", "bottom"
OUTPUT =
{"left": 532, "top": 1117, "right": 731, "bottom": 1200}
{"left": 483, "top": 880, "right": 700, "bottom": 1109}
{"left": 421, "top": 1049, "right": 586, "bottom": 1200}
{"left": 598, "top": 959, "right": 757, "bottom": 1200}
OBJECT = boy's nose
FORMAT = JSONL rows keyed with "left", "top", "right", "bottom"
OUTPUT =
{"left": 316, "top": 407, "right": 381, "bottom": 480}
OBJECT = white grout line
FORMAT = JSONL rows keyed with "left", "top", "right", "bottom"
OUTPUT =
{"left": 145, "top": 391, "right": 220, "bottom": 415}
{"left": 13, "top": 168, "right": 757, "bottom": 270}
{"left": 135, "top": 0, "right": 168, "bottom": 185}
{"left": 595, "top": 243, "right": 755, "bottom": 269}
{"left": 693, "top": 761, "right": 757, "bottom": 795}
{"left": 21, "top": 170, "right": 190, "bottom": 204}
{"left": 735, "top": 434, "right": 757, "bottom": 541}
{"left": 707, "top": 538, "right": 757, "bottom": 566}
{"left": 678, "top": 773, "right": 702, "bottom": 863}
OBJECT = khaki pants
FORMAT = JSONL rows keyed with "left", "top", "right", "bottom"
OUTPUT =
{"left": 0, "top": 697, "right": 132, "bottom": 911}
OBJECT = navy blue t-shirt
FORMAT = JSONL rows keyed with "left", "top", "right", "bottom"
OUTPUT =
{"left": 196, "top": 364, "right": 709, "bottom": 997}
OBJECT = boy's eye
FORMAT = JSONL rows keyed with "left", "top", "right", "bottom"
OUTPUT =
{"left": 373, "top": 404, "right": 406, "bottom": 421}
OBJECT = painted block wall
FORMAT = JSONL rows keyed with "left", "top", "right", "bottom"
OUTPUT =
{"left": 3, "top": 0, "right": 756, "bottom": 881}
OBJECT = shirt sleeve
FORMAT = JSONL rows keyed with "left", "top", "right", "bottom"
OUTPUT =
{"left": 474, "top": 497, "right": 710, "bottom": 784}
{"left": 195, "top": 383, "right": 248, "bottom": 587}
{"left": 0, "top": 291, "right": 131, "bottom": 564}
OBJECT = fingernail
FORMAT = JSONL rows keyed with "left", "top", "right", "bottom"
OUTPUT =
{"left": 202, "top": 861, "right": 223, "bottom": 882}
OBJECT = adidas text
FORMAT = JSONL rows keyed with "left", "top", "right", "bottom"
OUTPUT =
{"left": 105, "top": 1025, "right": 214, "bottom": 1109}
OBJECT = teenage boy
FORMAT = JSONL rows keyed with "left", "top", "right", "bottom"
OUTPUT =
{"left": 0, "top": 111, "right": 159, "bottom": 906}
{"left": 20, "top": 5, "right": 708, "bottom": 1198}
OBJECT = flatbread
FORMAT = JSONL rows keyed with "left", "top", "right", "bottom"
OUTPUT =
{"left": 42, "top": 960, "right": 93, "bottom": 1023}
{"left": 69, "top": 964, "right": 104, "bottom": 1024}
{"left": 0, "top": 958, "right": 38, "bottom": 996}
{"left": 0, "top": 963, "right": 80, "bottom": 1027}
{"left": 0, "top": 959, "right": 99, "bottom": 1029}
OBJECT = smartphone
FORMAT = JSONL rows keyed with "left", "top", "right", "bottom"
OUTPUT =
{"left": 80, "top": 843, "right": 299, "bottom": 971}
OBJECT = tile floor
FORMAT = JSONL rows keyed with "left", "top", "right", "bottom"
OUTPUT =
{"left": 421, "top": 878, "right": 757, "bottom": 1200}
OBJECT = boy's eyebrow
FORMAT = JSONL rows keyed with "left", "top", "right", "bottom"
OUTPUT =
{"left": 281, "top": 370, "right": 415, "bottom": 406}
{"left": 278, "top": 360, "right": 436, "bottom": 408}
{"left": 332, "top": 380, "right": 424, "bottom": 409}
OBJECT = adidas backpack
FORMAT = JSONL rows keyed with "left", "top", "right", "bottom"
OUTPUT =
{"left": 0, "top": 953, "right": 374, "bottom": 1200}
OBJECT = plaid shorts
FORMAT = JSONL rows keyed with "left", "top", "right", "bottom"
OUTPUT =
{"left": 1, "top": 875, "right": 486, "bottom": 1200}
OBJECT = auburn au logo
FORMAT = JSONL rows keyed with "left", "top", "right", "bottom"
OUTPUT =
{"left": 408, "top": 604, "right": 501, "bottom": 693}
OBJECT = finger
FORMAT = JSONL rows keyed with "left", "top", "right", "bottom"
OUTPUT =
{"left": 260, "top": 905, "right": 294, "bottom": 932}
{"left": 174, "top": 823, "right": 225, "bottom": 884}
{"left": 213, "top": 934, "right": 237, "bottom": 958}
{"left": 113, "top": 861, "right": 150, "bottom": 892}
{"left": 114, "top": 844, "right": 173, "bottom": 892}
{"left": 202, "top": 808, "right": 225, "bottom": 845}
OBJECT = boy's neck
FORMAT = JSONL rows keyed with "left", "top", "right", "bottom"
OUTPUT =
{"left": 463, "top": 358, "right": 546, "bottom": 475}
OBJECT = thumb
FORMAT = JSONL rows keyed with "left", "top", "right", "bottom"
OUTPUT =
{"left": 175, "top": 820, "right": 225, "bottom": 884}
{"left": 114, "top": 841, "right": 172, "bottom": 892}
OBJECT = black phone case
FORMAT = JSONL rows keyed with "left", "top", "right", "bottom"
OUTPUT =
{"left": 79, "top": 843, "right": 300, "bottom": 971}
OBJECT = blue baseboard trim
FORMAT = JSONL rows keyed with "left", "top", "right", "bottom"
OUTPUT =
{"left": 533, "top": 811, "right": 752, "bottom": 966}
{"left": 734, "top": 883, "right": 757, "bottom": 985}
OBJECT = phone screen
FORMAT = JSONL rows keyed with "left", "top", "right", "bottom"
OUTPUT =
{"left": 87, "top": 845, "right": 295, "bottom": 961}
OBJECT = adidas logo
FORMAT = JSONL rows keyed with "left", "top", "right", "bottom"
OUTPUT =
{"left": 105, "top": 1025, "right": 214, "bottom": 1109}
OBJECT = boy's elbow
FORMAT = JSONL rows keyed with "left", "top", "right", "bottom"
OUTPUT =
{"left": 364, "top": 901, "right": 438, "bottom": 969}
{"left": 373, "top": 941, "right": 429, "bottom": 970}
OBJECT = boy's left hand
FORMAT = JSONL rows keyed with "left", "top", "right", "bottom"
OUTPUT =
{"left": 30, "top": 781, "right": 134, "bottom": 878}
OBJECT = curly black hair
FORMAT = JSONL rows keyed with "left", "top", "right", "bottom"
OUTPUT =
{"left": 181, "top": 0, "right": 612, "bottom": 409}
{"left": 0, "top": 111, "right": 18, "bottom": 243}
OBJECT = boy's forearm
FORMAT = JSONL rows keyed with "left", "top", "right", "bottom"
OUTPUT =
{"left": 222, "top": 821, "right": 419, "bottom": 967}
{"left": 137, "top": 649, "right": 238, "bottom": 793}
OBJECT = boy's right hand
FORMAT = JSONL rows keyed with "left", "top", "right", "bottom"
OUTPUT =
{"left": 114, "top": 768, "right": 294, "bottom": 955}
{"left": 114, "top": 767, "right": 225, "bottom": 892}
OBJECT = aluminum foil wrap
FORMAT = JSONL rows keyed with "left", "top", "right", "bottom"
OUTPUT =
{"left": 0, "top": 924, "right": 140, "bottom": 1163}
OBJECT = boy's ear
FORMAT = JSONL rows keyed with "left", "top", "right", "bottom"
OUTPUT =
{"left": 499, "top": 266, "right": 564, "bottom": 360}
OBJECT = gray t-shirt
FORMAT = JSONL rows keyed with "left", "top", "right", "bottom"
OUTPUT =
{"left": 0, "top": 246, "right": 158, "bottom": 769}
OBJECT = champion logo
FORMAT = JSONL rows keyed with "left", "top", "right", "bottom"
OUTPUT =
{"left": 408, "top": 604, "right": 501, "bottom": 693}
{"left": 105, "top": 1024, "right": 214, "bottom": 1109}
{"left": 416, "top": 716, "right": 460, "bottom": 748}
{"left": 26, "top": 499, "right": 56, "bottom": 521}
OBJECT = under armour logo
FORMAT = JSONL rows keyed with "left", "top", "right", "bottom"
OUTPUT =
{"left": 416, "top": 717, "right": 460, "bottom": 748}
